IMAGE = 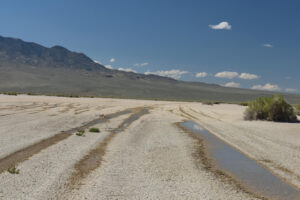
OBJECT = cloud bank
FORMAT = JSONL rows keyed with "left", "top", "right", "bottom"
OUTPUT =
{"left": 133, "top": 62, "right": 148, "bottom": 67}
{"left": 223, "top": 82, "right": 240, "bottom": 88}
{"left": 118, "top": 67, "right": 136, "bottom": 73}
{"left": 251, "top": 83, "right": 281, "bottom": 91}
{"left": 105, "top": 65, "right": 113, "bottom": 69}
{"left": 94, "top": 60, "right": 101, "bottom": 64}
{"left": 215, "top": 71, "right": 238, "bottom": 79}
{"left": 145, "top": 69, "right": 188, "bottom": 79}
{"left": 209, "top": 22, "right": 231, "bottom": 30}
{"left": 195, "top": 72, "right": 207, "bottom": 78}
{"left": 239, "top": 73, "right": 259, "bottom": 80}
{"left": 263, "top": 44, "right": 273, "bottom": 48}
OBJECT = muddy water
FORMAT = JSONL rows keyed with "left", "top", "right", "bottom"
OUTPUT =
{"left": 180, "top": 120, "right": 300, "bottom": 200}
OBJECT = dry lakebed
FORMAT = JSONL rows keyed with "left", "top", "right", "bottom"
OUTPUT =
{"left": 0, "top": 94, "right": 300, "bottom": 200}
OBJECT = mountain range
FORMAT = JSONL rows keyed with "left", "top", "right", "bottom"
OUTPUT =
{"left": 0, "top": 35, "right": 299, "bottom": 103}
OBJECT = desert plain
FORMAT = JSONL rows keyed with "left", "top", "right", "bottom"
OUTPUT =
{"left": 0, "top": 94, "right": 299, "bottom": 200}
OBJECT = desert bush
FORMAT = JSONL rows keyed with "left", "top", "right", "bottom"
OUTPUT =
{"left": 239, "top": 102, "right": 248, "bottom": 106}
{"left": 296, "top": 104, "right": 300, "bottom": 116}
{"left": 89, "top": 127, "right": 100, "bottom": 133}
{"left": 8, "top": 167, "right": 20, "bottom": 174}
{"left": 244, "top": 95, "right": 297, "bottom": 122}
{"left": 202, "top": 101, "right": 214, "bottom": 105}
{"left": 3, "top": 92, "right": 18, "bottom": 96}
{"left": 76, "top": 130, "right": 85, "bottom": 136}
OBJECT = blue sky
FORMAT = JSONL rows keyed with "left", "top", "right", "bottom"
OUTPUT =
{"left": 0, "top": 0, "right": 299, "bottom": 93}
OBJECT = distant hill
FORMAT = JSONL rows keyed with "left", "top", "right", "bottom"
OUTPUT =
{"left": 0, "top": 35, "right": 300, "bottom": 104}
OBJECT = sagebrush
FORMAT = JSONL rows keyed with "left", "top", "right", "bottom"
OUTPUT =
{"left": 89, "top": 128, "right": 100, "bottom": 133}
{"left": 244, "top": 95, "right": 297, "bottom": 122}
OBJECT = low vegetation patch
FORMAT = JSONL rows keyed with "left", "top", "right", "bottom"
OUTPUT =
{"left": 2, "top": 92, "right": 18, "bottom": 96}
{"left": 202, "top": 101, "right": 214, "bottom": 105}
{"left": 76, "top": 130, "right": 85, "bottom": 136}
{"left": 296, "top": 104, "right": 300, "bottom": 116}
{"left": 239, "top": 102, "right": 248, "bottom": 106}
{"left": 202, "top": 101, "right": 222, "bottom": 105}
{"left": 8, "top": 167, "right": 20, "bottom": 174}
{"left": 244, "top": 95, "right": 297, "bottom": 122}
{"left": 89, "top": 127, "right": 100, "bottom": 133}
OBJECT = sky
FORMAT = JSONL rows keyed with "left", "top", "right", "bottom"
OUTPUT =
{"left": 0, "top": 0, "right": 299, "bottom": 93}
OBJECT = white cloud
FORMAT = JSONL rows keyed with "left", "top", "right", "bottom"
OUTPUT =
{"left": 251, "top": 83, "right": 281, "bottom": 91}
{"left": 285, "top": 88, "right": 297, "bottom": 93}
{"left": 195, "top": 72, "right": 208, "bottom": 78}
{"left": 209, "top": 21, "right": 231, "bottom": 30}
{"left": 215, "top": 71, "right": 238, "bottom": 79}
{"left": 133, "top": 62, "right": 149, "bottom": 67}
{"left": 118, "top": 67, "right": 137, "bottom": 73}
{"left": 145, "top": 69, "right": 188, "bottom": 79}
{"left": 110, "top": 58, "right": 115, "bottom": 63}
{"left": 239, "top": 73, "right": 259, "bottom": 80}
{"left": 223, "top": 82, "right": 240, "bottom": 88}
{"left": 263, "top": 44, "right": 273, "bottom": 48}
{"left": 105, "top": 65, "right": 113, "bottom": 69}
{"left": 94, "top": 60, "right": 101, "bottom": 64}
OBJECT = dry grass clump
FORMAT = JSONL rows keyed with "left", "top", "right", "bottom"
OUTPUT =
{"left": 202, "top": 101, "right": 222, "bottom": 106}
{"left": 76, "top": 130, "right": 85, "bottom": 136}
{"left": 239, "top": 102, "right": 248, "bottom": 106}
{"left": 8, "top": 167, "right": 20, "bottom": 174}
{"left": 296, "top": 104, "right": 300, "bottom": 116}
{"left": 2, "top": 92, "right": 18, "bottom": 95}
{"left": 244, "top": 95, "right": 297, "bottom": 122}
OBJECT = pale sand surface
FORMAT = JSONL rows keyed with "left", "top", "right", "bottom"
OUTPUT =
{"left": 0, "top": 94, "right": 299, "bottom": 199}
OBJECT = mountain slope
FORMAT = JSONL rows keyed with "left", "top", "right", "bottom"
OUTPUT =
{"left": 0, "top": 35, "right": 300, "bottom": 103}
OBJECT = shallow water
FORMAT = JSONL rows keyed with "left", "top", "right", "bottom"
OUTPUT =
{"left": 180, "top": 120, "right": 300, "bottom": 200}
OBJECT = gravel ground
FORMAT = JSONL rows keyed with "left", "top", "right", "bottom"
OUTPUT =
{"left": 179, "top": 103, "right": 300, "bottom": 189}
{"left": 0, "top": 113, "right": 132, "bottom": 200}
{"left": 60, "top": 110, "right": 257, "bottom": 200}
{"left": 0, "top": 95, "right": 299, "bottom": 199}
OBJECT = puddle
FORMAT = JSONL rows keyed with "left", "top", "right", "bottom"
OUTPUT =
{"left": 180, "top": 120, "right": 300, "bottom": 200}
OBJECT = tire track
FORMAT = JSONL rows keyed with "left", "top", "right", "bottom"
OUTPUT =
{"left": 0, "top": 109, "right": 132, "bottom": 174}
{"left": 61, "top": 108, "right": 149, "bottom": 196}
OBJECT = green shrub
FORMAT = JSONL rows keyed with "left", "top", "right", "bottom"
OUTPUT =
{"left": 296, "top": 104, "right": 300, "bottom": 116}
{"left": 3, "top": 92, "right": 18, "bottom": 96}
{"left": 8, "top": 167, "right": 20, "bottom": 174}
{"left": 76, "top": 130, "right": 85, "bottom": 136}
{"left": 89, "top": 128, "right": 100, "bottom": 133}
{"left": 202, "top": 101, "right": 214, "bottom": 106}
{"left": 244, "top": 95, "right": 297, "bottom": 122}
{"left": 239, "top": 102, "right": 248, "bottom": 106}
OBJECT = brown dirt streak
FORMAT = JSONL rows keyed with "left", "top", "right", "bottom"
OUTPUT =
{"left": 64, "top": 108, "right": 149, "bottom": 193}
{"left": 180, "top": 108, "right": 300, "bottom": 192}
{"left": 0, "top": 132, "right": 71, "bottom": 174}
{"left": 0, "top": 109, "right": 133, "bottom": 174}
